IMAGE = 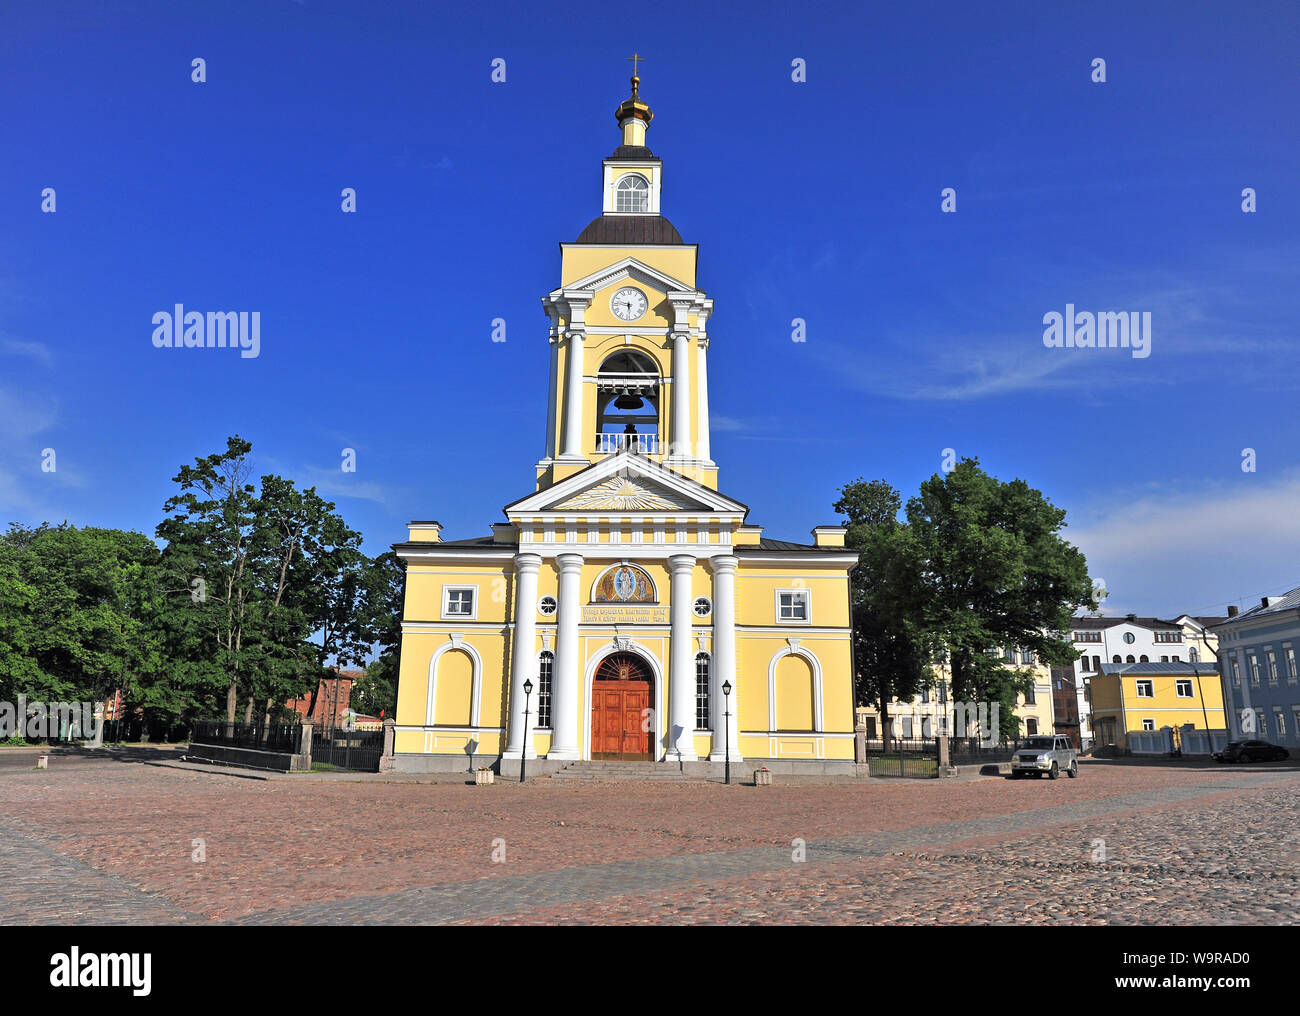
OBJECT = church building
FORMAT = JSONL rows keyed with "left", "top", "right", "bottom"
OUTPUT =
{"left": 391, "top": 72, "right": 860, "bottom": 776}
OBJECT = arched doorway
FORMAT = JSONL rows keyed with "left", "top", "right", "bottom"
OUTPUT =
{"left": 591, "top": 652, "right": 654, "bottom": 760}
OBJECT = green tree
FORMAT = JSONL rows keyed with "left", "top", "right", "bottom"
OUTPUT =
{"left": 833, "top": 479, "right": 934, "bottom": 737}
{"left": 904, "top": 458, "right": 1095, "bottom": 739}
{"left": 0, "top": 524, "right": 163, "bottom": 731}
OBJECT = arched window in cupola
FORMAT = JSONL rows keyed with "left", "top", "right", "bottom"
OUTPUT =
{"left": 615, "top": 174, "right": 649, "bottom": 213}
{"left": 596, "top": 349, "right": 660, "bottom": 454}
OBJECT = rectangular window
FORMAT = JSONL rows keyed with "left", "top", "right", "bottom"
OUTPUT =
{"left": 776, "top": 589, "right": 810, "bottom": 623}
{"left": 1141, "top": 718, "right": 1155, "bottom": 731}
{"left": 1231, "top": 658, "right": 1240, "bottom": 685}
{"left": 442, "top": 586, "right": 476, "bottom": 618}
{"left": 695, "top": 654, "right": 710, "bottom": 730}
{"left": 1267, "top": 651, "right": 1279, "bottom": 682}
{"left": 1154, "top": 632, "right": 1183, "bottom": 644}
{"left": 1256, "top": 709, "right": 1267, "bottom": 735}
{"left": 537, "top": 652, "right": 553, "bottom": 728}
{"left": 1160, "top": 655, "right": 1169, "bottom": 663}
{"left": 1286, "top": 644, "right": 1297, "bottom": 682}
{"left": 1135, "top": 680, "right": 1154, "bottom": 698}
{"left": 1176, "top": 679, "right": 1193, "bottom": 698}
{"left": 1276, "top": 711, "right": 1287, "bottom": 737}
{"left": 1026, "top": 718, "right": 1038, "bottom": 735}
{"left": 1024, "top": 686, "right": 1036, "bottom": 705}
{"left": 1002, "top": 647, "right": 1016, "bottom": 662}
{"left": 1250, "top": 654, "right": 1261, "bottom": 684}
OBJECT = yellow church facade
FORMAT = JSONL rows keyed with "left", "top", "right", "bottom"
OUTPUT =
{"left": 391, "top": 75, "right": 859, "bottom": 776}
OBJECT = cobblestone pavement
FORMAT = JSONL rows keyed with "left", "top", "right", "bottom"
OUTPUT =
{"left": 1, "top": 756, "right": 1295, "bottom": 924}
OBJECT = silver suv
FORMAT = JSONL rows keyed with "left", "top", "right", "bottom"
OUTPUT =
{"left": 1011, "top": 734, "right": 1078, "bottom": 779}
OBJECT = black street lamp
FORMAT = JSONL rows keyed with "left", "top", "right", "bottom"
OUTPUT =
{"left": 722, "top": 679, "right": 733, "bottom": 785}
{"left": 520, "top": 678, "right": 534, "bottom": 784}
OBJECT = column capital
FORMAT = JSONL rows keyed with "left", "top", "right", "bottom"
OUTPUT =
{"left": 513, "top": 552, "right": 543, "bottom": 574}
{"left": 668, "top": 553, "right": 696, "bottom": 574}
{"left": 556, "top": 552, "right": 584, "bottom": 573}
{"left": 710, "top": 554, "right": 739, "bottom": 575}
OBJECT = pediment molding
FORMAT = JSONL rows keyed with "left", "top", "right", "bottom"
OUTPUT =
{"left": 551, "top": 257, "right": 699, "bottom": 302}
{"left": 505, "top": 451, "right": 746, "bottom": 518}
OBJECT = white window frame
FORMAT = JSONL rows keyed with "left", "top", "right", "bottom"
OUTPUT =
{"left": 1141, "top": 718, "right": 1155, "bottom": 731}
{"left": 441, "top": 585, "right": 478, "bottom": 620}
{"left": 1267, "top": 650, "right": 1279, "bottom": 682}
{"left": 1135, "top": 679, "right": 1154, "bottom": 698}
{"left": 775, "top": 588, "right": 811, "bottom": 625}
{"left": 1285, "top": 644, "right": 1297, "bottom": 682}
{"left": 1175, "top": 679, "right": 1193, "bottom": 698}
{"left": 614, "top": 173, "right": 650, "bottom": 213}
{"left": 536, "top": 650, "right": 554, "bottom": 730}
{"left": 537, "top": 595, "right": 557, "bottom": 617}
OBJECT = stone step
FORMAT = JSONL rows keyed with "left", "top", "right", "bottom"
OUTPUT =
{"left": 551, "top": 761, "right": 690, "bottom": 781}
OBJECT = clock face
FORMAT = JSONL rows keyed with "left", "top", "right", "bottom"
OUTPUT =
{"left": 610, "top": 287, "right": 648, "bottom": 322}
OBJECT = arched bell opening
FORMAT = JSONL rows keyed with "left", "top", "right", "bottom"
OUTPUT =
{"left": 595, "top": 349, "right": 660, "bottom": 454}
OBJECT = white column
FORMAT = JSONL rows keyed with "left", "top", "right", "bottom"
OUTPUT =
{"left": 504, "top": 553, "right": 542, "bottom": 759}
{"left": 695, "top": 337, "right": 711, "bottom": 464}
{"left": 549, "top": 553, "right": 582, "bottom": 760}
{"left": 543, "top": 336, "right": 559, "bottom": 459}
{"left": 670, "top": 331, "right": 691, "bottom": 462}
{"left": 709, "top": 555, "right": 742, "bottom": 761}
{"left": 668, "top": 554, "right": 698, "bottom": 761}
{"left": 560, "top": 328, "right": 586, "bottom": 459}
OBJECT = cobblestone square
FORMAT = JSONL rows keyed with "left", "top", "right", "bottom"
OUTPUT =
{"left": 2, "top": 751, "right": 1296, "bottom": 925}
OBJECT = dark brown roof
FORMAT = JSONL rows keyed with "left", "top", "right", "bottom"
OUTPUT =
{"left": 608, "top": 145, "right": 658, "bottom": 161}
{"left": 576, "top": 215, "right": 684, "bottom": 244}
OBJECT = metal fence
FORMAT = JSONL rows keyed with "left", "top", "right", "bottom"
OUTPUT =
{"left": 311, "top": 724, "right": 384, "bottom": 772}
{"left": 864, "top": 738, "right": 939, "bottom": 778}
{"left": 947, "top": 736, "right": 1027, "bottom": 766}
{"left": 190, "top": 719, "right": 303, "bottom": 754}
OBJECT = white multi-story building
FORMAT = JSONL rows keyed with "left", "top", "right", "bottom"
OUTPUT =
{"left": 1071, "top": 614, "right": 1222, "bottom": 746}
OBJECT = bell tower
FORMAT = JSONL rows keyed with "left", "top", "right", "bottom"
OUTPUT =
{"left": 536, "top": 66, "right": 717, "bottom": 492}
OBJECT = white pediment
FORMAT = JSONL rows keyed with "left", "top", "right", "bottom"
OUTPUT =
{"left": 554, "top": 474, "right": 692, "bottom": 511}
{"left": 554, "top": 257, "right": 698, "bottom": 302}
{"left": 505, "top": 451, "right": 746, "bottom": 518}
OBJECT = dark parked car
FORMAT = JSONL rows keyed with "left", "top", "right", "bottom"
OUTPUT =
{"left": 1214, "top": 740, "right": 1291, "bottom": 763}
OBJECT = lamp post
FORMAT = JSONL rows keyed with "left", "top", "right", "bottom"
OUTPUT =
{"left": 722, "top": 679, "right": 732, "bottom": 786}
{"left": 520, "top": 678, "right": 533, "bottom": 784}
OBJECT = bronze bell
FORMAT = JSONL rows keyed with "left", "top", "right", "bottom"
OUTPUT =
{"left": 613, "top": 387, "right": 643, "bottom": 411}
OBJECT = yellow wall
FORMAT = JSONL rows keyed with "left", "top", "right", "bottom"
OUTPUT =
{"left": 393, "top": 553, "right": 856, "bottom": 761}
{"left": 560, "top": 246, "right": 697, "bottom": 289}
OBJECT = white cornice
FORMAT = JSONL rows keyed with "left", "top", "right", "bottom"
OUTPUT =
{"left": 549, "top": 257, "right": 700, "bottom": 301}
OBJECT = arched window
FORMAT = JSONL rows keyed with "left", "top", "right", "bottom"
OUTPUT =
{"left": 695, "top": 653, "right": 711, "bottom": 730}
{"left": 595, "top": 350, "right": 660, "bottom": 454}
{"left": 537, "top": 651, "right": 554, "bottom": 728}
{"left": 615, "top": 174, "right": 649, "bottom": 212}
{"left": 1126, "top": 655, "right": 1136, "bottom": 663}
{"left": 1139, "top": 655, "right": 1149, "bottom": 663}
{"left": 1112, "top": 655, "right": 1122, "bottom": 663}
{"left": 1189, "top": 646, "right": 1199, "bottom": 662}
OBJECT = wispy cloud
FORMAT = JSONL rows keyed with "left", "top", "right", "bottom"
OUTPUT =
{"left": 1067, "top": 472, "right": 1300, "bottom": 616}
{"left": 0, "top": 337, "right": 54, "bottom": 368}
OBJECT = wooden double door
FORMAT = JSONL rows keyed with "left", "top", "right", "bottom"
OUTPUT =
{"left": 591, "top": 653, "right": 654, "bottom": 760}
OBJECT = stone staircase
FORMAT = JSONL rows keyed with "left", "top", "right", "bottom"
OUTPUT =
{"left": 550, "top": 760, "right": 691, "bottom": 782}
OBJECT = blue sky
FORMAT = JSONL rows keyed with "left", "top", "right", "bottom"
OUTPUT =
{"left": 2, "top": 0, "right": 1298, "bottom": 620}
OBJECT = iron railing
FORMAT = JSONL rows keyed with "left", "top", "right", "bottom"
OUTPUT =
{"left": 190, "top": 719, "right": 302, "bottom": 754}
